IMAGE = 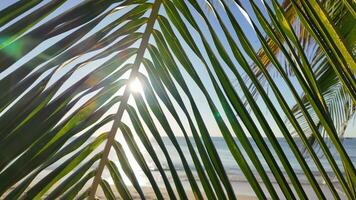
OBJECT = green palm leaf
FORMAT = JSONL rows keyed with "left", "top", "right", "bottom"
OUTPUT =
{"left": 0, "top": 0, "right": 355, "bottom": 199}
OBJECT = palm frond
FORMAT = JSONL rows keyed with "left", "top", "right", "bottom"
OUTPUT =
{"left": 0, "top": 0, "right": 355, "bottom": 199}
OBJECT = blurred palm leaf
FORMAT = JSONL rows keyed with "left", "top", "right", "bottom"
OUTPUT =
{"left": 247, "top": 0, "right": 356, "bottom": 157}
{"left": 0, "top": 0, "right": 355, "bottom": 199}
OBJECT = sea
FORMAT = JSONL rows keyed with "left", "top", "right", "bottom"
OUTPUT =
{"left": 44, "top": 136, "right": 356, "bottom": 198}
{"left": 100, "top": 137, "right": 356, "bottom": 186}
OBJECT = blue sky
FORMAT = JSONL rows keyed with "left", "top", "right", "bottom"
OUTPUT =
{"left": 0, "top": 0, "right": 354, "bottom": 138}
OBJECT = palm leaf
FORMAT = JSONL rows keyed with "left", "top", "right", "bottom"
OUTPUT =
{"left": 1, "top": 0, "right": 355, "bottom": 199}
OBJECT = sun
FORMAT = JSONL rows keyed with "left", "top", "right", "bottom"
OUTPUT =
{"left": 129, "top": 78, "right": 143, "bottom": 93}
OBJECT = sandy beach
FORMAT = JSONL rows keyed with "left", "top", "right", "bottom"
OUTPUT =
{"left": 3, "top": 171, "right": 345, "bottom": 200}
{"left": 92, "top": 179, "right": 343, "bottom": 199}
{"left": 94, "top": 184, "right": 259, "bottom": 200}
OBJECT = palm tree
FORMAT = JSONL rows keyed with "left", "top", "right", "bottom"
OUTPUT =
{"left": 0, "top": 0, "right": 355, "bottom": 199}
{"left": 248, "top": 0, "right": 356, "bottom": 154}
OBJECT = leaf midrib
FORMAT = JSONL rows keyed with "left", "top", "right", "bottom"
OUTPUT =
{"left": 88, "top": 1, "right": 162, "bottom": 199}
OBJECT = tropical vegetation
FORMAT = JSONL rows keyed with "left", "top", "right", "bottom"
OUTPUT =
{"left": 0, "top": 0, "right": 355, "bottom": 199}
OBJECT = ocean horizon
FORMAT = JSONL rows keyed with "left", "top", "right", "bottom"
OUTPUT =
{"left": 48, "top": 136, "right": 356, "bottom": 188}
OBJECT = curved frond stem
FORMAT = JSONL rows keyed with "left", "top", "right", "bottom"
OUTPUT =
{"left": 88, "top": 1, "right": 162, "bottom": 199}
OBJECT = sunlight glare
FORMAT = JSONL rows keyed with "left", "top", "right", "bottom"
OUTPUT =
{"left": 129, "top": 78, "right": 143, "bottom": 93}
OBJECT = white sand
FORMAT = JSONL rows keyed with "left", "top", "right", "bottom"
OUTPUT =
{"left": 3, "top": 170, "right": 346, "bottom": 199}
{"left": 94, "top": 180, "right": 344, "bottom": 199}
